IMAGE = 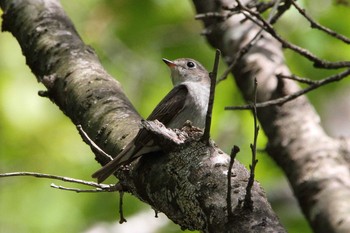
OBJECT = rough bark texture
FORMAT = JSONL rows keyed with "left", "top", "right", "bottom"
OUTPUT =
{"left": 120, "top": 121, "right": 283, "bottom": 232}
{"left": 192, "top": 1, "right": 350, "bottom": 233}
{"left": 1, "top": 0, "right": 141, "bottom": 165}
{"left": 1, "top": 0, "right": 285, "bottom": 232}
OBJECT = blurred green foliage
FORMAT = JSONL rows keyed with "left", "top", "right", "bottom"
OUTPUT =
{"left": 0, "top": 0, "right": 349, "bottom": 232}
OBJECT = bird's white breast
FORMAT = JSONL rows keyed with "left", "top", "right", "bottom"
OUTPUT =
{"left": 168, "top": 81, "right": 210, "bottom": 129}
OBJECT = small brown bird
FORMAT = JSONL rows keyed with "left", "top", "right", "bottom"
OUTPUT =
{"left": 92, "top": 58, "right": 211, "bottom": 183}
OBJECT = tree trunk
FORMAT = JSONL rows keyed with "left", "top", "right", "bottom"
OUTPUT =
{"left": 192, "top": 1, "right": 350, "bottom": 232}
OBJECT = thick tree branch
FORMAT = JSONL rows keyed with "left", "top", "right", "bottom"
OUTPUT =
{"left": 117, "top": 122, "right": 284, "bottom": 232}
{"left": 0, "top": 0, "right": 284, "bottom": 232}
{"left": 192, "top": 0, "right": 350, "bottom": 232}
{"left": 1, "top": 0, "right": 141, "bottom": 167}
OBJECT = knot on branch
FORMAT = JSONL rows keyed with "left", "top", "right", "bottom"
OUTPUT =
{"left": 140, "top": 119, "right": 203, "bottom": 152}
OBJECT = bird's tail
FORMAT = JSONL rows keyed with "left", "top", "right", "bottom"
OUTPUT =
{"left": 92, "top": 144, "right": 134, "bottom": 183}
{"left": 92, "top": 158, "right": 122, "bottom": 184}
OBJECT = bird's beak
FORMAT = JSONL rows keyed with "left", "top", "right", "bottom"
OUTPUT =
{"left": 162, "top": 58, "right": 176, "bottom": 68}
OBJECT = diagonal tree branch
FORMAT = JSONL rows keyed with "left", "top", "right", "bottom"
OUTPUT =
{"left": 1, "top": 0, "right": 141, "bottom": 167}
{"left": 192, "top": 0, "right": 350, "bottom": 232}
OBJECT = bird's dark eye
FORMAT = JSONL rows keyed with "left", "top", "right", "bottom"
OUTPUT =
{"left": 187, "top": 61, "right": 195, "bottom": 68}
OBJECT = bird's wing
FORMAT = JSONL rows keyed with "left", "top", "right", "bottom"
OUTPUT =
{"left": 147, "top": 84, "right": 188, "bottom": 123}
{"left": 133, "top": 84, "right": 188, "bottom": 147}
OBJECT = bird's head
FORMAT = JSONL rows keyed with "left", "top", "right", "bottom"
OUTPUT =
{"left": 162, "top": 58, "right": 210, "bottom": 86}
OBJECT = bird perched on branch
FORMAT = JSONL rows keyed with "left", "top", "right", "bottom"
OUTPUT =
{"left": 92, "top": 58, "right": 211, "bottom": 183}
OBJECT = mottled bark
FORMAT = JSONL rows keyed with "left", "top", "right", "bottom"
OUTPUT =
{"left": 1, "top": 0, "right": 140, "bottom": 165}
{"left": 1, "top": 0, "right": 285, "bottom": 232}
{"left": 192, "top": 0, "right": 350, "bottom": 232}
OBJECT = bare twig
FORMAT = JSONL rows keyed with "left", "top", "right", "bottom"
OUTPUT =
{"left": 276, "top": 73, "right": 317, "bottom": 85}
{"left": 291, "top": 0, "right": 350, "bottom": 44}
{"left": 50, "top": 183, "right": 115, "bottom": 193}
{"left": 77, "top": 125, "right": 113, "bottom": 161}
{"left": 0, "top": 171, "right": 121, "bottom": 192}
{"left": 227, "top": 145, "right": 240, "bottom": 219}
{"left": 244, "top": 79, "right": 259, "bottom": 210}
{"left": 202, "top": 49, "right": 220, "bottom": 144}
{"left": 119, "top": 191, "right": 127, "bottom": 223}
{"left": 195, "top": 11, "right": 232, "bottom": 21}
{"left": 267, "top": 0, "right": 284, "bottom": 24}
{"left": 234, "top": 0, "right": 350, "bottom": 69}
{"left": 225, "top": 68, "right": 350, "bottom": 110}
{"left": 251, "top": 0, "right": 278, "bottom": 14}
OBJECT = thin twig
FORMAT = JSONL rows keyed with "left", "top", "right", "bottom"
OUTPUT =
{"left": 77, "top": 125, "right": 113, "bottom": 161}
{"left": 227, "top": 145, "right": 240, "bottom": 220}
{"left": 0, "top": 171, "right": 120, "bottom": 192}
{"left": 195, "top": 12, "right": 231, "bottom": 21}
{"left": 269, "top": 0, "right": 291, "bottom": 24}
{"left": 202, "top": 49, "right": 220, "bottom": 144}
{"left": 225, "top": 68, "right": 350, "bottom": 110}
{"left": 244, "top": 79, "right": 259, "bottom": 210}
{"left": 119, "top": 191, "right": 127, "bottom": 223}
{"left": 252, "top": 0, "right": 278, "bottom": 14}
{"left": 291, "top": 0, "right": 350, "bottom": 44}
{"left": 234, "top": 0, "right": 350, "bottom": 69}
{"left": 267, "top": 0, "right": 281, "bottom": 23}
{"left": 276, "top": 73, "right": 316, "bottom": 85}
{"left": 50, "top": 183, "right": 113, "bottom": 193}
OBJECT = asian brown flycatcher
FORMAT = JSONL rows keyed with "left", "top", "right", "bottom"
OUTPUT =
{"left": 92, "top": 58, "right": 210, "bottom": 183}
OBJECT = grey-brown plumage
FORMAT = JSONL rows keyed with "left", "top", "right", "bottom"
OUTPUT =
{"left": 92, "top": 58, "right": 210, "bottom": 183}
